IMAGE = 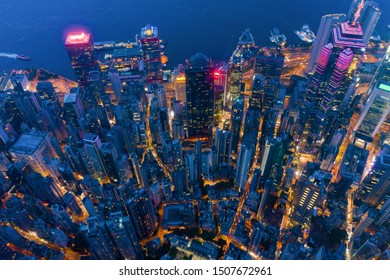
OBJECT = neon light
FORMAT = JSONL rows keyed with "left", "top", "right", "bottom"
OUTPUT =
{"left": 69, "top": 32, "right": 85, "bottom": 41}
{"left": 66, "top": 32, "right": 91, "bottom": 45}
{"left": 214, "top": 72, "right": 220, "bottom": 76}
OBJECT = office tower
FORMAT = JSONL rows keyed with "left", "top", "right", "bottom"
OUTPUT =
{"left": 0, "top": 94, "right": 23, "bottom": 132}
{"left": 51, "top": 204, "right": 77, "bottom": 233}
{"left": 320, "top": 48, "right": 354, "bottom": 113}
{"left": 376, "top": 198, "right": 390, "bottom": 226}
{"left": 361, "top": 2, "right": 381, "bottom": 44}
{"left": 348, "top": 1, "right": 381, "bottom": 44}
{"left": 173, "top": 64, "right": 186, "bottom": 102}
{"left": 250, "top": 75, "right": 265, "bottom": 110}
{"left": 173, "top": 168, "right": 187, "bottom": 199}
{"left": 235, "top": 144, "right": 254, "bottom": 193}
{"left": 290, "top": 171, "right": 327, "bottom": 225}
{"left": 354, "top": 47, "right": 390, "bottom": 142}
{"left": 339, "top": 144, "right": 369, "bottom": 186}
{"left": 99, "top": 142, "right": 120, "bottom": 184}
{"left": 194, "top": 139, "right": 203, "bottom": 181}
{"left": 65, "top": 32, "right": 96, "bottom": 86}
{"left": 106, "top": 212, "right": 143, "bottom": 260}
{"left": 185, "top": 53, "right": 215, "bottom": 139}
{"left": 242, "top": 108, "right": 261, "bottom": 147}
{"left": 260, "top": 137, "right": 283, "bottom": 179}
{"left": 226, "top": 29, "right": 256, "bottom": 107}
{"left": 80, "top": 175, "right": 107, "bottom": 204}
{"left": 214, "top": 64, "right": 229, "bottom": 107}
{"left": 253, "top": 54, "right": 284, "bottom": 82}
{"left": 24, "top": 172, "right": 63, "bottom": 206}
{"left": 359, "top": 147, "right": 390, "bottom": 207}
{"left": 307, "top": 14, "right": 347, "bottom": 73}
{"left": 82, "top": 133, "right": 108, "bottom": 182}
{"left": 352, "top": 208, "right": 377, "bottom": 238}
{"left": 9, "top": 131, "right": 59, "bottom": 177}
{"left": 155, "top": 84, "right": 168, "bottom": 109}
{"left": 139, "top": 24, "right": 163, "bottom": 84}
{"left": 214, "top": 85, "right": 224, "bottom": 124}
{"left": 249, "top": 220, "right": 265, "bottom": 254}
{"left": 125, "top": 188, "right": 157, "bottom": 239}
{"left": 172, "top": 120, "right": 185, "bottom": 141}
{"left": 230, "top": 96, "right": 245, "bottom": 153}
{"left": 215, "top": 127, "right": 232, "bottom": 168}
{"left": 63, "top": 92, "right": 86, "bottom": 130}
{"left": 185, "top": 152, "right": 196, "bottom": 183}
{"left": 257, "top": 179, "right": 272, "bottom": 219}
{"left": 80, "top": 216, "right": 117, "bottom": 260}
{"left": 12, "top": 90, "right": 43, "bottom": 130}
{"left": 62, "top": 191, "right": 83, "bottom": 216}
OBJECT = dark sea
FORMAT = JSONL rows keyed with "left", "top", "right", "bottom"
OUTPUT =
{"left": 0, "top": 0, "right": 389, "bottom": 80}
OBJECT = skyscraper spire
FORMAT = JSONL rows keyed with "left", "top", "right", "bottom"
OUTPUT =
{"left": 352, "top": 0, "right": 365, "bottom": 26}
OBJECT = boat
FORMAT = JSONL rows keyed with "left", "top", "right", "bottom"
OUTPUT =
{"left": 269, "top": 28, "right": 287, "bottom": 48}
{"left": 16, "top": 54, "right": 30, "bottom": 61}
{"left": 295, "top": 24, "right": 316, "bottom": 43}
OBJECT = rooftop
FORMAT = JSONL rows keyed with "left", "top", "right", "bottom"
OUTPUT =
{"left": 65, "top": 32, "right": 91, "bottom": 45}
{"left": 63, "top": 93, "right": 77, "bottom": 104}
{"left": 10, "top": 131, "right": 47, "bottom": 155}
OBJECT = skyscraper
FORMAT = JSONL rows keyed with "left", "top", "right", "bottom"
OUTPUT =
{"left": 125, "top": 188, "right": 157, "bottom": 239}
{"left": 290, "top": 171, "right": 327, "bottom": 225}
{"left": 235, "top": 144, "right": 254, "bottom": 193}
{"left": 106, "top": 212, "right": 143, "bottom": 260}
{"left": 307, "top": 14, "right": 347, "bottom": 73}
{"left": 230, "top": 96, "right": 245, "bottom": 154}
{"left": 354, "top": 47, "right": 390, "bottom": 142}
{"left": 82, "top": 133, "right": 108, "bottom": 182}
{"left": 80, "top": 216, "right": 117, "bottom": 260}
{"left": 9, "top": 131, "right": 59, "bottom": 177}
{"left": 65, "top": 32, "right": 96, "bottom": 86}
{"left": 359, "top": 146, "right": 390, "bottom": 207}
{"left": 214, "top": 127, "right": 232, "bottom": 168}
{"left": 185, "top": 53, "right": 215, "bottom": 139}
{"left": 139, "top": 24, "right": 163, "bottom": 84}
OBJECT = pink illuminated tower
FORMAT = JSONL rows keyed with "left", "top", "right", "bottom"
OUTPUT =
{"left": 320, "top": 48, "right": 354, "bottom": 112}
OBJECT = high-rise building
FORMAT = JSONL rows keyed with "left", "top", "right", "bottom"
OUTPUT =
{"left": 235, "top": 144, "right": 254, "bottom": 193}
{"left": 173, "top": 168, "right": 187, "bottom": 199}
{"left": 65, "top": 32, "right": 96, "bottom": 86}
{"left": 24, "top": 172, "right": 63, "bottom": 205}
{"left": 12, "top": 90, "right": 43, "bottom": 130}
{"left": 354, "top": 47, "right": 390, "bottom": 142}
{"left": 9, "top": 130, "right": 59, "bottom": 177}
{"left": 290, "top": 171, "right": 327, "bottom": 225}
{"left": 99, "top": 142, "right": 120, "bottom": 184}
{"left": 81, "top": 133, "right": 108, "bottom": 182}
{"left": 80, "top": 216, "right": 117, "bottom": 260}
{"left": 214, "top": 127, "right": 232, "bottom": 168}
{"left": 256, "top": 179, "right": 272, "bottom": 219}
{"left": 185, "top": 53, "right": 215, "bottom": 139}
{"left": 320, "top": 48, "right": 354, "bottom": 113}
{"left": 173, "top": 64, "right": 186, "bottom": 102}
{"left": 125, "top": 188, "right": 157, "bottom": 239}
{"left": 230, "top": 96, "right": 245, "bottom": 154}
{"left": 139, "top": 24, "right": 163, "bottom": 84}
{"left": 359, "top": 146, "right": 390, "bottom": 207}
{"left": 106, "top": 212, "right": 143, "bottom": 260}
{"left": 307, "top": 14, "right": 347, "bottom": 73}
{"left": 63, "top": 92, "right": 86, "bottom": 129}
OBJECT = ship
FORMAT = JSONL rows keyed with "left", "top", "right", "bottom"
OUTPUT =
{"left": 16, "top": 54, "right": 31, "bottom": 61}
{"left": 295, "top": 24, "right": 316, "bottom": 43}
{"left": 269, "top": 28, "right": 286, "bottom": 48}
